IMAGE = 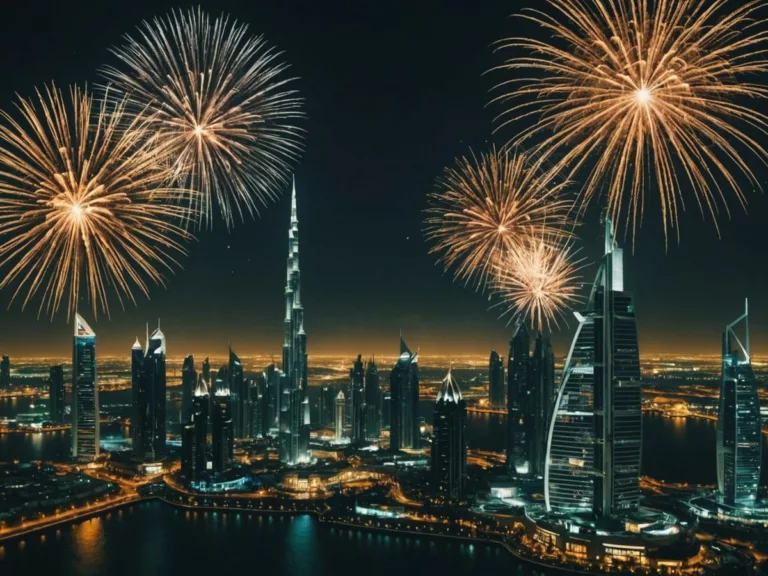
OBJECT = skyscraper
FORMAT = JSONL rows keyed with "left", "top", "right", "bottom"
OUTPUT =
{"left": 488, "top": 350, "right": 505, "bottom": 410}
{"left": 181, "top": 355, "right": 196, "bottom": 421}
{"left": 717, "top": 299, "right": 762, "bottom": 505}
{"left": 229, "top": 347, "right": 249, "bottom": 439}
{"left": 335, "top": 391, "right": 346, "bottom": 441}
{"left": 350, "top": 354, "right": 365, "bottom": 443}
{"left": 528, "top": 332, "right": 555, "bottom": 478}
{"left": 390, "top": 335, "right": 420, "bottom": 451}
{"left": 319, "top": 385, "right": 337, "bottom": 427}
{"left": 545, "top": 219, "right": 641, "bottom": 517}
{"left": 72, "top": 314, "right": 99, "bottom": 460}
{"left": 507, "top": 322, "right": 530, "bottom": 474}
{"left": 182, "top": 375, "right": 209, "bottom": 483}
{"left": 48, "top": 365, "right": 65, "bottom": 424}
{"left": 431, "top": 369, "right": 467, "bottom": 501}
{"left": 364, "top": 358, "right": 381, "bottom": 440}
{"left": 0, "top": 355, "right": 9, "bottom": 390}
{"left": 211, "top": 367, "right": 233, "bottom": 474}
{"left": 202, "top": 357, "right": 210, "bottom": 386}
{"left": 132, "top": 325, "right": 167, "bottom": 461}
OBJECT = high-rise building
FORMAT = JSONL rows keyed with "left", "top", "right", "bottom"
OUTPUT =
{"left": 335, "top": 391, "right": 346, "bottom": 441}
{"left": 279, "top": 387, "right": 305, "bottom": 464}
{"left": 319, "top": 385, "right": 336, "bottom": 427}
{"left": 489, "top": 350, "right": 505, "bottom": 410}
{"left": 545, "top": 219, "right": 641, "bottom": 517}
{"left": 0, "top": 355, "right": 10, "bottom": 390}
{"left": 431, "top": 369, "right": 467, "bottom": 501}
{"left": 390, "top": 335, "right": 419, "bottom": 450}
{"left": 717, "top": 299, "right": 762, "bottom": 505}
{"left": 202, "top": 357, "right": 210, "bottom": 385}
{"left": 350, "top": 354, "right": 365, "bottom": 443}
{"left": 528, "top": 333, "right": 555, "bottom": 478}
{"left": 182, "top": 376, "right": 209, "bottom": 482}
{"left": 229, "top": 347, "right": 249, "bottom": 439}
{"left": 48, "top": 365, "right": 65, "bottom": 424}
{"left": 181, "top": 355, "right": 196, "bottom": 421}
{"left": 263, "top": 363, "right": 280, "bottom": 433}
{"left": 507, "top": 322, "right": 530, "bottom": 474}
{"left": 72, "top": 314, "right": 99, "bottom": 460}
{"left": 132, "top": 325, "right": 167, "bottom": 461}
{"left": 211, "top": 367, "right": 233, "bottom": 474}
{"left": 364, "top": 358, "right": 381, "bottom": 440}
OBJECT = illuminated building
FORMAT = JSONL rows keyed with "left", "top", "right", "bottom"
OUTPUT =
{"left": 48, "top": 365, "right": 65, "bottom": 424}
{"left": 264, "top": 363, "right": 281, "bottom": 431}
{"left": 202, "top": 357, "right": 210, "bottom": 385}
{"left": 489, "top": 350, "right": 505, "bottom": 410}
{"left": 390, "top": 335, "right": 419, "bottom": 450}
{"left": 320, "top": 385, "right": 336, "bottom": 427}
{"left": 211, "top": 367, "right": 233, "bottom": 474}
{"left": 72, "top": 313, "right": 99, "bottom": 459}
{"left": 335, "top": 391, "right": 345, "bottom": 440}
{"left": 251, "top": 374, "right": 266, "bottom": 437}
{"left": 229, "top": 347, "right": 249, "bottom": 439}
{"left": 181, "top": 355, "right": 196, "bottom": 421}
{"left": 717, "top": 299, "right": 761, "bottom": 505}
{"left": 431, "top": 369, "right": 466, "bottom": 500}
{"left": 0, "top": 355, "right": 9, "bottom": 389}
{"left": 528, "top": 332, "right": 555, "bottom": 478}
{"left": 364, "top": 357, "right": 381, "bottom": 440}
{"left": 350, "top": 354, "right": 365, "bottom": 443}
{"left": 545, "top": 218, "right": 641, "bottom": 516}
{"left": 132, "top": 324, "right": 167, "bottom": 461}
{"left": 182, "top": 375, "right": 209, "bottom": 482}
{"left": 506, "top": 322, "right": 530, "bottom": 474}
{"left": 279, "top": 387, "right": 306, "bottom": 464}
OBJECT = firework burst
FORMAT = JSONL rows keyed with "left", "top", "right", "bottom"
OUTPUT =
{"left": 0, "top": 84, "right": 191, "bottom": 319}
{"left": 101, "top": 7, "right": 304, "bottom": 228}
{"left": 495, "top": 0, "right": 768, "bottom": 242}
{"left": 493, "top": 237, "right": 585, "bottom": 331}
{"left": 424, "top": 147, "right": 574, "bottom": 291}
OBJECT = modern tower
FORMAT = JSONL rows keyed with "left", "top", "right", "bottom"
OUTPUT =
{"left": 545, "top": 218, "right": 641, "bottom": 517}
{"left": 431, "top": 369, "right": 467, "bottom": 501}
{"left": 211, "top": 367, "right": 233, "bottom": 474}
{"left": 182, "top": 375, "right": 209, "bottom": 483}
{"left": 72, "top": 314, "right": 99, "bottom": 460}
{"left": 350, "top": 354, "right": 366, "bottom": 443}
{"left": 390, "top": 335, "right": 420, "bottom": 451}
{"left": 507, "top": 322, "right": 530, "bottom": 474}
{"left": 229, "top": 347, "right": 249, "bottom": 439}
{"left": 133, "top": 324, "right": 167, "bottom": 461}
{"left": 181, "top": 355, "right": 196, "bottom": 421}
{"left": 48, "top": 365, "right": 65, "bottom": 425}
{"left": 489, "top": 350, "right": 505, "bottom": 410}
{"left": 0, "top": 355, "right": 9, "bottom": 389}
{"left": 364, "top": 358, "right": 381, "bottom": 440}
{"left": 335, "top": 391, "right": 346, "bottom": 441}
{"left": 528, "top": 332, "right": 555, "bottom": 478}
{"left": 320, "top": 385, "right": 337, "bottom": 427}
{"left": 717, "top": 299, "right": 761, "bottom": 505}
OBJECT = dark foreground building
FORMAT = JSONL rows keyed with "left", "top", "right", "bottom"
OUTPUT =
{"left": 431, "top": 369, "right": 466, "bottom": 500}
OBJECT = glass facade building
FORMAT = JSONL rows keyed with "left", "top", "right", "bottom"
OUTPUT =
{"left": 489, "top": 350, "right": 505, "bottom": 410}
{"left": 390, "top": 335, "right": 419, "bottom": 450}
{"left": 72, "top": 314, "right": 99, "bottom": 460}
{"left": 431, "top": 369, "right": 467, "bottom": 501}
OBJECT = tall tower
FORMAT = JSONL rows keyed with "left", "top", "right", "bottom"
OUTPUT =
{"left": 133, "top": 324, "right": 167, "bottom": 461}
{"left": 350, "top": 354, "right": 365, "bottom": 443}
{"left": 431, "top": 369, "right": 467, "bottom": 500}
{"left": 72, "top": 314, "right": 99, "bottom": 460}
{"left": 364, "top": 358, "right": 381, "bottom": 440}
{"left": 390, "top": 335, "right": 420, "bottom": 450}
{"left": 229, "top": 347, "right": 248, "bottom": 439}
{"left": 545, "top": 218, "right": 641, "bottom": 517}
{"left": 717, "top": 299, "right": 761, "bottom": 505}
{"left": 182, "top": 375, "right": 209, "bottom": 483}
{"left": 212, "top": 366, "right": 233, "bottom": 473}
{"left": 529, "top": 332, "right": 555, "bottom": 478}
{"left": 0, "top": 355, "right": 9, "bottom": 389}
{"left": 48, "top": 365, "right": 65, "bottom": 425}
{"left": 181, "top": 355, "right": 196, "bottom": 421}
{"left": 335, "top": 391, "right": 346, "bottom": 441}
{"left": 488, "top": 350, "right": 505, "bottom": 410}
{"left": 506, "top": 322, "right": 530, "bottom": 474}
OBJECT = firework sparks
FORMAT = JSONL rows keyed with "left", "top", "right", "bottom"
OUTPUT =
{"left": 493, "top": 237, "right": 585, "bottom": 331}
{"left": 424, "top": 147, "right": 574, "bottom": 291}
{"left": 495, "top": 0, "right": 768, "bottom": 242}
{"left": 101, "top": 7, "right": 304, "bottom": 228}
{"left": 0, "top": 84, "right": 191, "bottom": 319}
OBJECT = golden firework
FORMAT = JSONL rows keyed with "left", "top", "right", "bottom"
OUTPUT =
{"left": 100, "top": 7, "right": 304, "bottom": 228}
{"left": 424, "top": 147, "right": 573, "bottom": 291}
{"left": 493, "top": 237, "right": 585, "bottom": 331}
{"left": 0, "top": 84, "right": 191, "bottom": 319}
{"left": 495, "top": 0, "right": 768, "bottom": 242}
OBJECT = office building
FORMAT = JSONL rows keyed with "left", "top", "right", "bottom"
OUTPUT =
{"left": 507, "top": 322, "right": 530, "bottom": 474}
{"left": 72, "top": 313, "right": 99, "bottom": 460}
{"left": 229, "top": 347, "right": 249, "bottom": 439}
{"left": 364, "top": 358, "right": 381, "bottom": 440}
{"left": 350, "top": 354, "right": 365, "bottom": 443}
{"left": 390, "top": 335, "right": 419, "bottom": 450}
{"left": 717, "top": 299, "right": 762, "bottom": 504}
{"left": 431, "top": 369, "right": 467, "bottom": 500}
{"left": 211, "top": 367, "right": 233, "bottom": 474}
{"left": 528, "top": 332, "right": 555, "bottom": 478}
{"left": 182, "top": 375, "right": 209, "bottom": 483}
{"left": 181, "top": 355, "right": 196, "bottom": 421}
{"left": 545, "top": 218, "right": 641, "bottom": 517}
{"left": 48, "top": 365, "right": 65, "bottom": 424}
{"left": 489, "top": 350, "right": 505, "bottom": 410}
{"left": 319, "top": 385, "right": 336, "bottom": 427}
{"left": 335, "top": 391, "right": 346, "bottom": 441}
{"left": 132, "top": 324, "right": 167, "bottom": 461}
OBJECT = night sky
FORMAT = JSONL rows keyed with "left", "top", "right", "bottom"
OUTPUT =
{"left": 0, "top": 0, "right": 767, "bottom": 359}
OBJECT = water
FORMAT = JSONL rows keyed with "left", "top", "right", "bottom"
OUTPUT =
{"left": 0, "top": 501, "right": 539, "bottom": 576}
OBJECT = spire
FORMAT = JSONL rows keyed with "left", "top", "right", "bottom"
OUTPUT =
{"left": 194, "top": 374, "right": 209, "bottom": 397}
{"left": 74, "top": 313, "right": 95, "bottom": 337}
{"left": 132, "top": 337, "right": 142, "bottom": 350}
{"left": 291, "top": 175, "right": 298, "bottom": 225}
{"left": 437, "top": 368, "right": 463, "bottom": 403}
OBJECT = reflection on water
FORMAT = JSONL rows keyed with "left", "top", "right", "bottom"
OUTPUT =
{"left": 73, "top": 518, "right": 105, "bottom": 572}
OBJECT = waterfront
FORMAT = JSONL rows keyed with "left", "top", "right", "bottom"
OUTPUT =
{"left": 0, "top": 501, "right": 542, "bottom": 576}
